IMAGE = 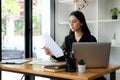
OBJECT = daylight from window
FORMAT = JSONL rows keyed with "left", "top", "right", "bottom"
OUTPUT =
{"left": 1, "top": 0, "right": 50, "bottom": 80}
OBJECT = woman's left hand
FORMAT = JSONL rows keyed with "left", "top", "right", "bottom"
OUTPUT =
{"left": 43, "top": 46, "right": 53, "bottom": 56}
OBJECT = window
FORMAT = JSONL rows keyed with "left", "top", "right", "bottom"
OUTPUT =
{"left": 1, "top": 0, "right": 54, "bottom": 80}
{"left": 2, "top": 0, "right": 25, "bottom": 60}
{"left": 32, "top": 0, "right": 51, "bottom": 60}
{"left": 1, "top": 0, "right": 25, "bottom": 80}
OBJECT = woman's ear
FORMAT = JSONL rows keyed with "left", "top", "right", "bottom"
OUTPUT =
{"left": 81, "top": 23, "right": 83, "bottom": 26}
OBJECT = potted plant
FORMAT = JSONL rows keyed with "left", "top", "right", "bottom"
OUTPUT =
{"left": 111, "top": 33, "right": 117, "bottom": 45}
{"left": 111, "top": 8, "right": 120, "bottom": 19}
{"left": 77, "top": 59, "right": 86, "bottom": 73}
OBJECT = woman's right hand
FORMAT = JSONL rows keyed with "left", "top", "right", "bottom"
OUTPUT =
{"left": 43, "top": 46, "right": 53, "bottom": 56}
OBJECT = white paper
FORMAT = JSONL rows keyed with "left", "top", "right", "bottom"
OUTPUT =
{"left": 28, "top": 60, "right": 65, "bottom": 67}
{"left": 1, "top": 59, "right": 30, "bottom": 64}
{"left": 40, "top": 33, "right": 63, "bottom": 58}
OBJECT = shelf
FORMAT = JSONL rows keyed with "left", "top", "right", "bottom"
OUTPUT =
{"left": 58, "top": 20, "right": 97, "bottom": 25}
{"left": 55, "top": 0, "right": 120, "bottom": 47}
{"left": 59, "top": 19, "right": 120, "bottom": 24}
{"left": 58, "top": 0, "right": 72, "bottom": 3}
{"left": 117, "top": 70, "right": 120, "bottom": 73}
{"left": 58, "top": 0, "right": 75, "bottom": 7}
{"left": 87, "top": 21, "right": 97, "bottom": 23}
{"left": 58, "top": 22, "right": 68, "bottom": 24}
{"left": 98, "top": 19, "right": 120, "bottom": 23}
{"left": 111, "top": 44, "right": 120, "bottom": 47}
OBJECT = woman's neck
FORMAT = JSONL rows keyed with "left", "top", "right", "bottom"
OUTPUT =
{"left": 75, "top": 31, "right": 83, "bottom": 42}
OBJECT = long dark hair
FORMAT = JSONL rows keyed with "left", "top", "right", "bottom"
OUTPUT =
{"left": 69, "top": 11, "right": 91, "bottom": 35}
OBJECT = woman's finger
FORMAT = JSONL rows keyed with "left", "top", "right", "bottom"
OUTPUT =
{"left": 43, "top": 47, "right": 53, "bottom": 56}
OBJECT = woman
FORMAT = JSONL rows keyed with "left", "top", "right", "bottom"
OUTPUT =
{"left": 44, "top": 11, "right": 106, "bottom": 80}
{"left": 44, "top": 10, "right": 96, "bottom": 60}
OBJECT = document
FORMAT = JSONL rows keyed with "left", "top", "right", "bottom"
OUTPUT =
{"left": 1, "top": 59, "right": 30, "bottom": 64}
{"left": 40, "top": 33, "right": 64, "bottom": 58}
{"left": 28, "top": 59, "right": 66, "bottom": 67}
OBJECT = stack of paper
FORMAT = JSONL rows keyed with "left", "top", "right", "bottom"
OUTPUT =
{"left": 28, "top": 60, "right": 66, "bottom": 67}
{"left": 28, "top": 59, "right": 66, "bottom": 72}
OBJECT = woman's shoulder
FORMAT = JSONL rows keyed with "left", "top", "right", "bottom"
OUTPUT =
{"left": 89, "top": 34, "right": 96, "bottom": 38}
{"left": 65, "top": 34, "right": 74, "bottom": 39}
{"left": 88, "top": 35, "right": 97, "bottom": 42}
{"left": 83, "top": 34, "right": 97, "bottom": 42}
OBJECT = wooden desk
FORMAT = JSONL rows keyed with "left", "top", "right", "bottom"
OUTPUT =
{"left": 0, "top": 59, "right": 120, "bottom": 80}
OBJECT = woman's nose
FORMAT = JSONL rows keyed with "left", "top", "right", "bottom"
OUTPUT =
{"left": 69, "top": 22, "right": 73, "bottom": 26}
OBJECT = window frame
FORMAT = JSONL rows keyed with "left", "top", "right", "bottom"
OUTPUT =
{"left": 0, "top": 0, "right": 55, "bottom": 80}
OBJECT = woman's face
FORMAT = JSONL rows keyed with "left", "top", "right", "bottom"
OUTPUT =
{"left": 69, "top": 15, "right": 83, "bottom": 32}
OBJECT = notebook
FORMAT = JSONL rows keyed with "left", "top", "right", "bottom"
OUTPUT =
{"left": 72, "top": 42, "right": 111, "bottom": 68}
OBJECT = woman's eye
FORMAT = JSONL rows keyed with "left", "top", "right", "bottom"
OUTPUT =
{"left": 69, "top": 20, "right": 77, "bottom": 24}
{"left": 69, "top": 21, "right": 76, "bottom": 23}
{"left": 73, "top": 21, "right": 76, "bottom": 23}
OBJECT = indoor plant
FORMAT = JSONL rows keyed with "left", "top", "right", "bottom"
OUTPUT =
{"left": 111, "top": 33, "right": 117, "bottom": 45}
{"left": 77, "top": 59, "right": 86, "bottom": 73}
{"left": 111, "top": 7, "right": 120, "bottom": 19}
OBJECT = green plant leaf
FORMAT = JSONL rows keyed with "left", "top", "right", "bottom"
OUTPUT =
{"left": 111, "top": 7, "right": 120, "bottom": 15}
{"left": 78, "top": 59, "right": 85, "bottom": 65}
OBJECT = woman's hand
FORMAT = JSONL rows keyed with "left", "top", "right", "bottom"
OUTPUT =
{"left": 43, "top": 46, "right": 53, "bottom": 56}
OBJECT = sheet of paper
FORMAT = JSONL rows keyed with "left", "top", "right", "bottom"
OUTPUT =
{"left": 28, "top": 60, "right": 65, "bottom": 67}
{"left": 1, "top": 59, "right": 30, "bottom": 64}
{"left": 41, "top": 33, "right": 63, "bottom": 58}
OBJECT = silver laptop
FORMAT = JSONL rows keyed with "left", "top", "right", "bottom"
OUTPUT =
{"left": 72, "top": 42, "right": 111, "bottom": 68}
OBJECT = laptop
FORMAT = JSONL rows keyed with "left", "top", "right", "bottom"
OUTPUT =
{"left": 72, "top": 42, "right": 111, "bottom": 68}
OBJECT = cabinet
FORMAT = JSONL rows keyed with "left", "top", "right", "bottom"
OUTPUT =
{"left": 55, "top": 0, "right": 120, "bottom": 47}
